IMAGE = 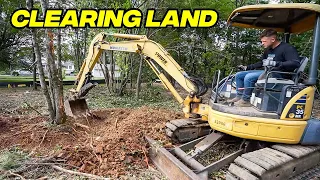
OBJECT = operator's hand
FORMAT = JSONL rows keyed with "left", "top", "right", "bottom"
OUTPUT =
{"left": 237, "top": 65, "right": 247, "bottom": 71}
{"left": 262, "top": 59, "right": 277, "bottom": 67}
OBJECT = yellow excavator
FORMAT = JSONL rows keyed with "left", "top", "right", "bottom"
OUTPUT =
{"left": 65, "top": 3, "right": 320, "bottom": 180}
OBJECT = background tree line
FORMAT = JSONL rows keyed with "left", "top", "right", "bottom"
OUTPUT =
{"left": 0, "top": 0, "right": 319, "bottom": 124}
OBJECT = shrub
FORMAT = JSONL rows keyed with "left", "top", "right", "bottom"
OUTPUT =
{"left": 11, "top": 72, "right": 19, "bottom": 76}
{"left": 0, "top": 148, "right": 29, "bottom": 170}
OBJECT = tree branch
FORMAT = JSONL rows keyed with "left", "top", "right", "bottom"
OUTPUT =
{"left": 51, "top": 165, "right": 110, "bottom": 180}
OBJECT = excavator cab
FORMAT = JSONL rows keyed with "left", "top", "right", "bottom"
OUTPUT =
{"left": 215, "top": 56, "right": 310, "bottom": 112}
{"left": 214, "top": 3, "right": 320, "bottom": 116}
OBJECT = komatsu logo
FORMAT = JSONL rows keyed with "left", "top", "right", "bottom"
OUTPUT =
{"left": 110, "top": 46, "right": 128, "bottom": 51}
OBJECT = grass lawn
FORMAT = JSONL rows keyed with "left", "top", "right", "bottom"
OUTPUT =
{"left": 0, "top": 76, "right": 34, "bottom": 82}
{"left": 0, "top": 75, "right": 104, "bottom": 82}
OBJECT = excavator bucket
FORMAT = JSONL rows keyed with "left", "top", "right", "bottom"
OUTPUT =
{"left": 64, "top": 82, "right": 98, "bottom": 117}
{"left": 64, "top": 98, "right": 89, "bottom": 117}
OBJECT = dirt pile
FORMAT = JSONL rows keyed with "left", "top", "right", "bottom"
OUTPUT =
{"left": 0, "top": 107, "right": 183, "bottom": 178}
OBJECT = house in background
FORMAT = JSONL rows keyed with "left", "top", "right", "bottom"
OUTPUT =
{"left": 92, "top": 63, "right": 121, "bottom": 78}
{"left": 63, "top": 61, "right": 75, "bottom": 75}
{"left": 41, "top": 60, "right": 75, "bottom": 75}
{"left": 41, "top": 60, "right": 121, "bottom": 78}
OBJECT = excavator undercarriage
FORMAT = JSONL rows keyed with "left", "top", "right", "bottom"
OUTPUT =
{"left": 165, "top": 119, "right": 211, "bottom": 143}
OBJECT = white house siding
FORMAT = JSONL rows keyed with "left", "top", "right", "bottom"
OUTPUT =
{"left": 92, "top": 63, "right": 121, "bottom": 78}
{"left": 64, "top": 61, "right": 75, "bottom": 75}
{"left": 41, "top": 60, "right": 75, "bottom": 75}
{"left": 40, "top": 61, "right": 120, "bottom": 78}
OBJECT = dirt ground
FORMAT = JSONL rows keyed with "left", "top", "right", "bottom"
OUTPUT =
{"left": 0, "top": 106, "right": 182, "bottom": 179}
{"left": 0, "top": 87, "right": 183, "bottom": 179}
{"left": 1, "top": 87, "right": 320, "bottom": 179}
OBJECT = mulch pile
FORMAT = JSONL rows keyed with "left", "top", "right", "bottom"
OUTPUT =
{"left": 0, "top": 106, "right": 183, "bottom": 177}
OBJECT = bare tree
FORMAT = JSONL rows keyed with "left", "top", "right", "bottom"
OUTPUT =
{"left": 39, "top": 0, "right": 66, "bottom": 124}
{"left": 135, "top": 55, "right": 144, "bottom": 99}
{"left": 26, "top": 0, "right": 55, "bottom": 120}
{"left": 32, "top": 48, "right": 37, "bottom": 90}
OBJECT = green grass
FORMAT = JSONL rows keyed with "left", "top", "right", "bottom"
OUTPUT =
{"left": 0, "top": 76, "right": 34, "bottom": 82}
{"left": 87, "top": 84, "right": 181, "bottom": 111}
{"left": 0, "top": 147, "right": 29, "bottom": 170}
{"left": 0, "top": 75, "right": 104, "bottom": 82}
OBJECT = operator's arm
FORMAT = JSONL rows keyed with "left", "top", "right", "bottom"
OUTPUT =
{"left": 274, "top": 46, "right": 300, "bottom": 72}
{"left": 245, "top": 51, "right": 267, "bottom": 70}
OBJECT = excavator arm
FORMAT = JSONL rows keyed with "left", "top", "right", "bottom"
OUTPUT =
{"left": 67, "top": 32, "right": 208, "bottom": 118}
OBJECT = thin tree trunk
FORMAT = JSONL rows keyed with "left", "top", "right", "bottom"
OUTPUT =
{"left": 109, "top": 51, "right": 115, "bottom": 92}
{"left": 118, "top": 75, "right": 129, "bottom": 96}
{"left": 26, "top": 0, "right": 54, "bottom": 120}
{"left": 136, "top": 55, "right": 143, "bottom": 99}
{"left": 75, "top": 29, "right": 80, "bottom": 71}
{"left": 32, "top": 49, "right": 37, "bottom": 90}
{"left": 57, "top": 28, "right": 63, "bottom": 80}
{"left": 117, "top": 54, "right": 131, "bottom": 96}
{"left": 40, "top": 0, "right": 66, "bottom": 124}
{"left": 56, "top": 25, "right": 66, "bottom": 124}
{"left": 47, "top": 65, "right": 56, "bottom": 115}
{"left": 84, "top": 27, "right": 88, "bottom": 58}
{"left": 100, "top": 62, "right": 111, "bottom": 94}
{"left": 100, "top": 52, "right": 111, "bottom": 94}
{"left": 130, "top": 55, "right": 133, "bottom": 89}
{"left": 135, "top": 28, "right": 151, "bottom": 98}
{"left": 103, "top": 52, "right": 111, "bottom": 90}
{"left": 234, "top": 0, "right": 239, "bottom": 67}
{"left": 191, "top": 46, "right": 196, "bottom": 74}
{"left": 33, "top": 32, "right": 54, "bottom": 120}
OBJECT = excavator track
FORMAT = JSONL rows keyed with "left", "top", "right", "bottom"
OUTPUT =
{"left": 290, "top": 164, "right": 320, "bottom": 180}
{"left": 226, "top": 144, "right": 320, "bottom": 180}
{"left": 165, "top": 119, "right": 211, "bottom": 143}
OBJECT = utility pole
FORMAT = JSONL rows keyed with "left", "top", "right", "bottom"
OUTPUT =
{"left": 234, "top": 0, "right": 240, "bottom": 66}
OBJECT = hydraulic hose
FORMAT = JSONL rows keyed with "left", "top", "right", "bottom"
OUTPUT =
{"left": 189, "top": 76, "right": 208, "bottom": 96}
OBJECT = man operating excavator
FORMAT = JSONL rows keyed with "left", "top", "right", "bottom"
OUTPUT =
{"left": 228, "top": 29, "right": 301, "bottom": 107}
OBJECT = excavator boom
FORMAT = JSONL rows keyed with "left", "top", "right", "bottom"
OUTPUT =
{"left": 65, "top": 33, "right": 207, "bottom": 119}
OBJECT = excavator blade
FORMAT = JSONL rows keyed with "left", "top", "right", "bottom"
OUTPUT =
{"left": 145, "top": 133, "right": 243, "bottom": 180}
{"left": 64, "top": 98, "right": 89, "bottom": 118}
{"left": 147, "top": 133, "right": 320, "bottom": 180}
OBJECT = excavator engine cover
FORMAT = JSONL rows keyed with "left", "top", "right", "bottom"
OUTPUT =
{"left": 64, "top": 98, "right": 89, "bottom": 117}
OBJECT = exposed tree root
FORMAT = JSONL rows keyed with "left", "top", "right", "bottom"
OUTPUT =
{"left": 51, "top": 165, "right": 110, "bottom": 180}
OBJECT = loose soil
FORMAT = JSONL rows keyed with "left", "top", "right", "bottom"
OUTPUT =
{"left": 0, "top": 107, "right": 182, "bottom": 178}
